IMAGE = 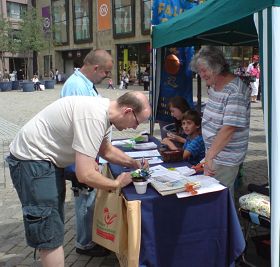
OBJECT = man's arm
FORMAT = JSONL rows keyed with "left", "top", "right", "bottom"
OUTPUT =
{"left": 204, "top": 125, "right": 236, "bottom": 175}
{"left": 75, "top": 151, "right": 132, "bottom": 190}
{"left": 98, "top": 139, "right": 141, "bottom": 169}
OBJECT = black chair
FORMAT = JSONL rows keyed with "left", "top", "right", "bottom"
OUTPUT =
{"left": 238, "top": 184, "right": 270, "bottom": 266}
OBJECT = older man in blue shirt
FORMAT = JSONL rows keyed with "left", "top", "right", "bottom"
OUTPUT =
{"left": 61, "top": 49, "right": 113, "bottom": 257}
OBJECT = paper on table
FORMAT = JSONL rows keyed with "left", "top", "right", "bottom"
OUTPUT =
{"left": 147, "top": 157, "right": 163, "bottom": 165}
{"left": 176, "top": 175, "right": 226, "bottom": 198}
{"left": 175, "top": 166, "right": 196, "bottom": 176}
{"left": 125, "top": 150, "right": 161, "bottom": 158}
{"left": 112, "top": 139, "right": 133, "bottom": 146}
{"left": 149, "top": 165, "right": 183, "bottom": 182}
{"left": 133, "top": 142, "right": 158, "bottom": 150}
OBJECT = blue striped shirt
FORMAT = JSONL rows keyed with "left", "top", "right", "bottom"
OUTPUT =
{"left": 183, "top": 135, "right": 205, "bottom": 165}
{"left": 202, "top": 77, "right": 251, "bottom": 166}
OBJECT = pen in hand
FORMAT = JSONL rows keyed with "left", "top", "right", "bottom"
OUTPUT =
{"left": 141, "top": 156, "right": 145, "bottom": 169}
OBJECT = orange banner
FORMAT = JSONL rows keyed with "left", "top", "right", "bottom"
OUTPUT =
{"left": 97, "top": 0, "right": 111, "bottom": 31}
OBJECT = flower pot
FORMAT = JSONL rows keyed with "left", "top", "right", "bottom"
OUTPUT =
{"left": 44, "top": 79, "right": 55, "bottom": 89}
{"left": 22, "top": 81, "right": 34, "bottom": 92}
{"left": 0, "top": 81, "right": 12, "bottom": 92}
{"left": 12, "top": 80, "right": 20, "bottom": 90}
{"left": 133, "top": 181, "right": 149, "bottom": 194}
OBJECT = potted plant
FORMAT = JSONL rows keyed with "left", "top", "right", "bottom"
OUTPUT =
{"left": 131, "top": 169, "right": 151, "bottom": 194}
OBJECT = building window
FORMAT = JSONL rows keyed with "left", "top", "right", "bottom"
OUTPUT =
{"left": 141, "top": 0, "right": 150, "bottom": 35}
{"left": 73, "top": 0, "right": 92, "bottom": 43}
{"left": 44, "top": 55, "right": 53, "bottom": 77}
{"left": 52, "top": 0, "right": 69, "bottom": 45}
{"left": 7, "top": 2, "right": 27, "bottom": 19}
{"left": 113, "top": 0, "right": 135, "bottom": 38}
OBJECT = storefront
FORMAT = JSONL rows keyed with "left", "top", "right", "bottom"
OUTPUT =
{"left": 61, "top": 49, "right": 91, "bottom": 78}
{"left": 222, "top": 46, "right": 259, "bottom": 72}
{"left": 116, "top": 42, "right": 150, "bottom": 85}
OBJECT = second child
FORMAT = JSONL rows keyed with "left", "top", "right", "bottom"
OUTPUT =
{"left": 181, "top": 110, "right": 205, "bottom": 165}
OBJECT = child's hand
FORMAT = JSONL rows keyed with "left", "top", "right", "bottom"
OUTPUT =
{"left": 167, "top": 132, "right": 179, "bottom": 141}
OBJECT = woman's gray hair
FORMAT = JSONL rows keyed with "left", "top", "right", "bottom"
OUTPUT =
{"left": 190, "top": 46, "right": 230, "bottom": 74}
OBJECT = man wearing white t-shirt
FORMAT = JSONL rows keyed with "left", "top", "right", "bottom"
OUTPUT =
{"left": 7, "top": 92, "right": 151, "bottom": 267}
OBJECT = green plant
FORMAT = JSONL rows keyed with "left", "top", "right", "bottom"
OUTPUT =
{"left": 131, "top": 168, "right": 151, "bottom": 182}
{"left": 0, "top": 18, "right": 12, "bottom": 71}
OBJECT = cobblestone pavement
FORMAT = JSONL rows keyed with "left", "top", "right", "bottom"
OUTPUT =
{"left": 0, "top": 83, "right": 269, "bottom": 266}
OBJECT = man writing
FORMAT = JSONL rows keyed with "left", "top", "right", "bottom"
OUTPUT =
{"left": 7, "top": 92, "right": 151, "bottom": 267}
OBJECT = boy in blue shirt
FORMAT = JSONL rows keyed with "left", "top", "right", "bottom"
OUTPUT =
{"left": 181, "top": 110, "right": 205, "bottom": 165}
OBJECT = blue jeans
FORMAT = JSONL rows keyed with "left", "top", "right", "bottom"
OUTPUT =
{"left": 75, "top": 189, "right": 97, "bottom": 249}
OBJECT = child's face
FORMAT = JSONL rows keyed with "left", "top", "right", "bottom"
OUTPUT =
{"left": 182, "top": 119, "right": 199, "bottom": 135}
{"left": 169, "top": 106, "right": 183, "bottom": 120}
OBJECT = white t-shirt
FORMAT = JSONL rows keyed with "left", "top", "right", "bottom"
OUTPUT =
{"left": 10, "top": 96, "right": 111, "bottom": 167}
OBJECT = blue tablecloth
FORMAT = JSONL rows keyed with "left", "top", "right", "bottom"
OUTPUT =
{"left": 109, "top": 137, "right": 245, "bottom": 267}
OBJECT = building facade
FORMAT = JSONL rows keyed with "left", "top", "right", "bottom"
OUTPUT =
{"left": 0, "top": 0, "right": 30, "bottom": 74}
{"left": 36, "top": 0, "right": 151, "bottom": 85}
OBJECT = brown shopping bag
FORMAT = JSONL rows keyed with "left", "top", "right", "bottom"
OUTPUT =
{"left": 92, "top": 188, "right": 128, "bottom": 254}
{"left": 116, "top": 197, "right": 141, "bottom": 267}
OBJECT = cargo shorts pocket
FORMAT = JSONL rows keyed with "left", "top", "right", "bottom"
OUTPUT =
{"left": 23, "top": 206, "right": 54, "bottom": 245}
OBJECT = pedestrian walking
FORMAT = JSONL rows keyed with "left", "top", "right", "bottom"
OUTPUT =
{"left": 107, "top": 78, "right": 115, "bottom": 90}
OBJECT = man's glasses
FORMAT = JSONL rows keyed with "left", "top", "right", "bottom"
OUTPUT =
{"left": 132, "top": 110, "right": 139, "bottom": 126}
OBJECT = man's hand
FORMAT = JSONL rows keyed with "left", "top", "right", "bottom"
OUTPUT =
{"left": 116, "top": 172, "right": 132, "bottom": 188}
{"left": 129, "top": 158, "right": 149, "bottom": 170}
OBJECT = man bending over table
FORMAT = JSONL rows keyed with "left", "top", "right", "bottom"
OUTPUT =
{"left": 6, "top": 91, "right": 151, "bottom": 267}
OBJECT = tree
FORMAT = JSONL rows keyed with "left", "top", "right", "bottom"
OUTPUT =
{"left": 18, "top": 9, "right": 48, "bottom": 79}
{"left": 0, "top": 18, "right": 12, "bottom": 72}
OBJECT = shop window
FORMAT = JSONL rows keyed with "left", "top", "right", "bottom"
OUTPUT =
{"left": 7, "top": 2, "right": 27, "bottom": 19}
{"left": 52, "top": 0, "right": 69, "bottom": 45}
{"left": 73, "top": 0, "right": 92, "bottom": 43}
{"left": 113, "top": 0, "right": 135, "bottom": 38}
{"left": 44, "top": 55, "right": 53, "bottom": 77}
{"left": 141, "top": 0, "right": 151, "bottom": 35}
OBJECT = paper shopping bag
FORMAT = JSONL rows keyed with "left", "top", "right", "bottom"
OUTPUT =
{"left": 116, "top": 197, "right": 141, "bottom": 267}
{"left": 92, "top": 188, "right": 128, "bottom": 254}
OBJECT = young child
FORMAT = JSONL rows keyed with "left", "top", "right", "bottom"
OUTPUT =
{"left": 161, "top": 96, "right": 191, "bottom": 149}
{"left": 181, "top": 110, "right": 205, "bottom": 165}
{"left": 107, "top": 78, "right": 115, "bottom": 89}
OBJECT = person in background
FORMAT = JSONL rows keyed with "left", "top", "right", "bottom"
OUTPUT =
{"left": 161, "top": 96, "right": 191, "bottom": 150}
{"left": 55, "top": 69, "right": 59, "bottom": 83}
{"left": 190, "top": 46, "right": 251, "bottom": 197}
{"left": 246, "top": 55, "right": 259, "bottom": 75}
{"left": 107, "top": 78, "right": 115, "bottom": 89}
{"left": 249, "top": 62, "right": 260, "bottom": 103}
{"left": 142, "top": 68, "right": 150, "bottom": 91}
{"left": 49, "top": 69, "right": 54, "bottom": 80}
{"left": 181, "top": 110, "right": 205, "bottom": 165}
{"left": 3, "top": 69, "right": 10, "bottom": 81}
{"left": 61, "top": 49, "right": 112, "bottom": 257}
{"left": 17, "top": 69, "right": 24, "bottom": 80}
{"left": 32, "top": 74, "right": 41, "bottom": 90}
{"left": 6, "top": 92, "right": 151, "bottom": 267}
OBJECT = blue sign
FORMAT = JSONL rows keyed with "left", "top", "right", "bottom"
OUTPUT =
{"left": 152, "top": 0, "right": 198, "bottom": 122}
